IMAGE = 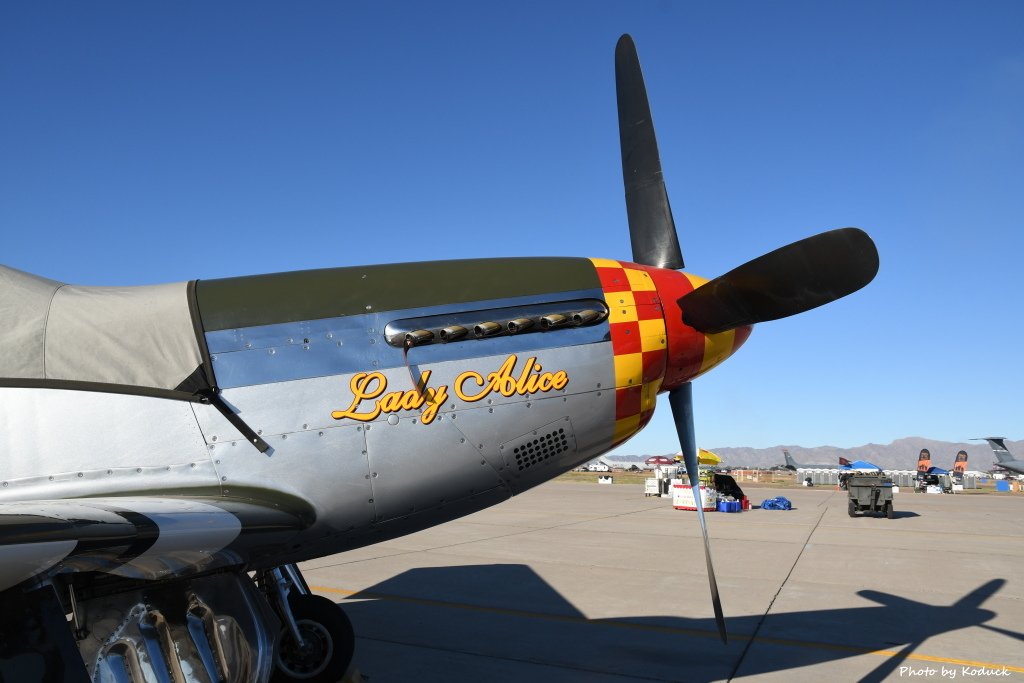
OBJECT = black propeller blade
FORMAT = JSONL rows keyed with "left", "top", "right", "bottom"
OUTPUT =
{"left": 617, "top": 33, "right": 726, "bottom": 643}
{"left": 669, "top": 383, "right": 727, "bottom": 643}
{"left": 616, "top": 34, "right": 683, "bottom": 270}
{"left": 679, "top": 227, "right": 879, "bottom": 334}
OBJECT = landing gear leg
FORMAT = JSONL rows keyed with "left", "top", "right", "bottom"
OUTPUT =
{"left": 260, "top": 565, "right": 355, "bottom": 683}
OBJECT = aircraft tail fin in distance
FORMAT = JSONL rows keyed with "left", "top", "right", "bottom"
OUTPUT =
{"left": 838, "top": 456, "right": 851, "bottom": 467}
{"left": 953, "top": 450, "right": 969, "bottom": 474}
{"left": 978, "top": 437, "right": 1013, "bottom": 463}
{"left": 783, "top": 450, "right": 798, "bottom": 470}
{"left": 917, "top": 448, "right": 932, "bottom": 473}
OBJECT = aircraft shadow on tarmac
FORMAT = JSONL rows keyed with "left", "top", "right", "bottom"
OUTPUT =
{"left": 342, "top": 564, "right": 1022, "bottom": 683}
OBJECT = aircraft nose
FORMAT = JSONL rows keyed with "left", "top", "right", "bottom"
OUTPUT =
{"left": 590, "top": 258, "right": 750, "bottom": 447}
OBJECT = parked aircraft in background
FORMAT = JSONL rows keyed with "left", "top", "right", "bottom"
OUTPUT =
{"left": 917, "top": 448, "right": 932, "bottom": 473}
{"left": 782, "top": 449, "right": 852, "bottom": 470}
{"left": 951, "top": 450, "right": 969, "bottom": 480}
{"left": 0, "top": 35, "right": 878, "bottom": 681}
{"left": 912, "top": 449, "right": 968, "bottom": 486}
{"left": 974, "top": 438, "right": 1024, "bottom": 477}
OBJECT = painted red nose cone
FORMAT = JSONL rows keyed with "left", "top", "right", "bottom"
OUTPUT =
{"left": 647, "top": 268, "right": 752, "bottom": 392}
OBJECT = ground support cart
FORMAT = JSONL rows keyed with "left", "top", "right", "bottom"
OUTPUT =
{"left": 845, "top": 473, "right": 895, "bottom": 518}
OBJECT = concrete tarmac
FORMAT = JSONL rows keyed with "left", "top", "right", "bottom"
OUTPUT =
{"left": 299, "top": 482, "right": 1024, "bottom": 682}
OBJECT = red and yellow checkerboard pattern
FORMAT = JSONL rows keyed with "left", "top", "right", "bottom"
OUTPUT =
{"left": 589, "top": 258, "right": 671, "bottom": 446}
{"left": 589, "top": 258, "right": 752, "bottom": 448}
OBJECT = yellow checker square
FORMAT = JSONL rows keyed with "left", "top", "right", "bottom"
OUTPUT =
{"left": 609, "top": 289, "right": 636, "bottom": 308}
{"left": 614, "top": 414, "right": 641, "bottom": 444}
{"left": 640, "top": 337, "right": 666, "bottom": 353}
{"left": 589, "top": 257, "right": 622, "bottom": 269}
{"left": 608, "top": 291, "right": 637, "bottom": 324}
{"left": 613, "top": 352, "right": 643, "bottom": 387}
{"left": 641, "top": 383, "right": 659, "bottom": 412}
{"left": 638, "top": 319, "right": 667, "bottom": 350}
{"left": 625, "top": 268, "right": 657, "bottom": 292}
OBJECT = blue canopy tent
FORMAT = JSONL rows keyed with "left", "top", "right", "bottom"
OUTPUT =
{"left": 839, "top": 460, "right": 882, "bottom": 471}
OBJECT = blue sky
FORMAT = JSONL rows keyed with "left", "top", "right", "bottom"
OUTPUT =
{"left": 2, "top": 2, "right": 1021, "bottom": 453}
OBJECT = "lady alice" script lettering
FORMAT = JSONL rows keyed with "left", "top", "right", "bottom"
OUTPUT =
{"left": 331, "top": 354, "right": 569, "bottom": 425}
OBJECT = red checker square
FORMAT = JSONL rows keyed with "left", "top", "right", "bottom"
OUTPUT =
{"left": 596, "top": 267, "right": 630, "bottom": 293}
{"left": 610, "top": 321, "right": 642, "bottom": 355}
{"left": 642, "top": 349, "right": 666, "bottom": 383}
{"left": 633, "top": 303, "right": 664, "bottom": 322}
{"left": 631, "top": 291, "right": 661, "bottom": 308}
{"left": 615, "top": 385, "right": 643, "bottom": 419}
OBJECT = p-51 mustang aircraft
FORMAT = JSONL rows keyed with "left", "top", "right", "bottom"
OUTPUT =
{"left": 0, "top": 35, "right": 878, "bottom": 682}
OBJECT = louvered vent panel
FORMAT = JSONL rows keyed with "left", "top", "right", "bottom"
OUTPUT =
{"left": 509, "top": 428, "right": 573, "bottom": 471}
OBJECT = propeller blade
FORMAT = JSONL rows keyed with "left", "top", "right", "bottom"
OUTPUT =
{"left": 952, "top": 579, "right": 1005, "bottom": 610}
{"left": 616, "top": 34, "right": 683, "bottom": 270}
{"left": 980, "top": 624, "right": 1024, "bottom": 644}
{"left": 668, "top": 383, "right": 727, "bottom": 643}
{"left": 679, "top": 227, "right": 879, "bottom": 334}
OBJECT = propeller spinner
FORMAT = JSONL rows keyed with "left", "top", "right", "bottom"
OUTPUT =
{"left": 613, "top": 34, "right": 879, "bottom": 644}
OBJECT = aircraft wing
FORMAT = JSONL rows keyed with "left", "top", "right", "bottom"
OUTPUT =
{"left": 0, "top": 496, "right": 310, "bottom": 592}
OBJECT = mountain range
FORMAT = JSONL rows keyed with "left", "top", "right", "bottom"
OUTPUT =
{"left": 606, "top": 437, "right": 1022, "bottom": 471}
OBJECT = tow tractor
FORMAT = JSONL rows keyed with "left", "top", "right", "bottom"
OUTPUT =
{"left": 843, "top": 473, "right": 895, "bottom": 518}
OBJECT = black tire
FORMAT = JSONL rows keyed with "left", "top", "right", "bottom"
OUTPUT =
{"left": 273, "top": 594, "right": 355, "bottom": 683}
{"left": 885, "top": 501, "right": 894, "bottom": 519}
{"left": 848, "top": 500, "right": 857, "bottom": 517}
